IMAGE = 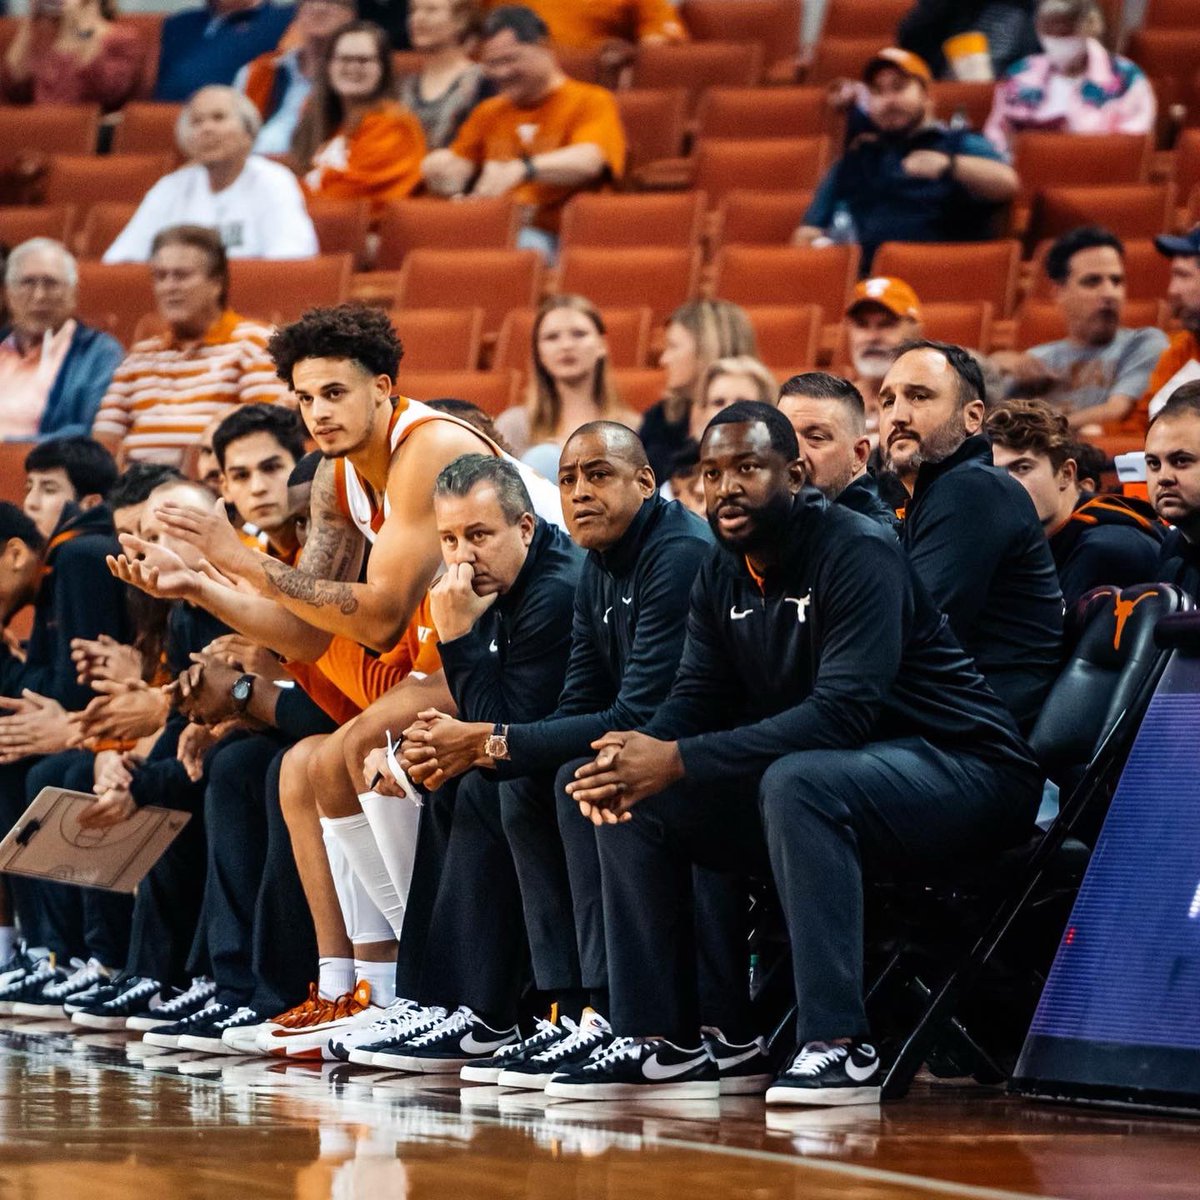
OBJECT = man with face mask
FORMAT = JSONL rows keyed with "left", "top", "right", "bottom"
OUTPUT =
{"left": 881, "top": 340, "right": 1063, "bottom": 730}
{"left": 794, "top": 48, "right": 1018, "bottom": 270}
{"left": 983, "top": 0, "right": 1155, "bottom": 158}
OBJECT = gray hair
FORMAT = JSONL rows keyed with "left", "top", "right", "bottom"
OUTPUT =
{"left": 1037, "top": 0, "right": 1100, "bottom": 27}
{"left": 5, "top": 238, "right": 78, "bottom": 290}
{"left": 176, "top": 85, "right": 263, "bottom": 156}
{"left": 433, "top": 454, "right": 533, "bottom": 524}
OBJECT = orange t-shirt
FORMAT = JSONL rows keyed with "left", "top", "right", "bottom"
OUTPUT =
{"left": 451, "top": 78, "right": 626, "bottom": 231}
{"left": 485, "top": 0, "right": 687, "bottom": 48}
{"left": 304, "top": 103, "right": 427, "bottom": 211}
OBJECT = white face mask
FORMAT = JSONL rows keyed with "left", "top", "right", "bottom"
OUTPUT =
{"left": 1039, "top": 34, "right": 1087, "bottom": 70}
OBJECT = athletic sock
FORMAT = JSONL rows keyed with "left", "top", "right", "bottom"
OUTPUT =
{"left": 358, "top": 789, "right": 421, "bottom": 923}
{"left": 354, "top": 959, "right": 397, "bottom": 1007}
{"left": 320, "top": 817, "right": 397, "bottom": 946}
{"left": 322, "top": 811, "right": 407, "bottom": 940}
{"left": 0, "top": 926, "right": 15, "bottom": 962}
{"left": 318, "top": 957, "right": 355, "bottom": 1001}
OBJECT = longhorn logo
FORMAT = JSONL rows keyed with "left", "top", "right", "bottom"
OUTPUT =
{"left": 1113, "top": 591, "right": 1155, "bottom": 650}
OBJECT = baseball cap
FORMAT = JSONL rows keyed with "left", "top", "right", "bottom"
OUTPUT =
{"left": 847, "top": 276, "right": 923, "bottom": 322}
{"left": 863, "top": 47, "right": 933, "bottom": 86}
{"left": 1154, "top": 226, "right": 1200, "bottom": 258}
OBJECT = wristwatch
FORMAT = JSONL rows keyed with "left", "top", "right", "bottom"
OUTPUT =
{"left": 521, "top": 154, "right": 537, "bottom": 182}
{"left": 483, "top": 722, "right": 511, "bottom": 760}
{"left": 230, "top": 673, "right": 255, "bottom": 714}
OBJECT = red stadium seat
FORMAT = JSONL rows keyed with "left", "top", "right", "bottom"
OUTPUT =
{"left": 43, "top": 154, "right": 173, "bottom": 207}
{"left": 611, "top": 368, "right": 667, "bottom": 414}
{"left": 306, "top": 198, "right": 371, "bottom": 261}
{"left": 920, "top": 301, "right": 995, "bottom": 352}
{"left": 681, "top": 0, "right": 801, "bottom": 66}
{"left": 395, "top": 249, "right": 543, "bottom": 333}
{"left": 0, "top": 104, "right": 99, "bottom": 159}
{"left": 1013, "top": 299, "right": 1165, "bottom": 350}
{"left": 1127, "top": 30, "right": 1200, "bottom": 82}
{"left": 556, "top": 46, "right": 604, "bottom": 84}
{"left": 374, "top": 198, "right": 519, "bottom": 270}
{"left": 1173, "top": 128, "right": 1200, "bottom": 204}
{"left": 715, "top": 190, "right": 814, "bottom": 247}
{"left": 1144, "top": 0, "right": 1200, "bottom": 27}
{"left": 694, "top": 87, "right": 830, "bottom": 140}
{"left": 614, "top": 89, "right": 689, "bottom": 173}
{"left": 871, "top": 240, "right": 1021, "bottom": 316}
{"left": 743, "top": 305, "right": 822, "bottom": 369}
{"left": 557, "top": 247, "right": 701, "bottom": 324}
{"left": 119, "top": 12, "right": 164, "bottom": 98}
{"left": 631, "top": 42, "right": 764, "bottom": 111}
{"left": 493, "top": 307, "right": 654, "bottom": 370}
{"left": 1014, "top": 133, "right": 1152, "bottom": 195}
{"left": 559, "top": 191, "right": 706, "bottom": 251}
{"left": 692, "top": 138, "right": 828, "bottom": 206}
{"left": 1027, "top": 184, "right": 1175, "bottom": 244}
{"left": 75, "top": 203, "right": 137, "bottom": 259}
{"left": 710, "top": 244, "right": 859, "bottom": 327}
{"left": 110, "top": 102, "right": 185, "bottom": 157}
{"left": 0, "top": 206, "right": 76, "bottom": 250}
{"left": 76, "top": 261, "right": 156, "bottom": 345}
{"left": 394, "top": 369, "right": 521, "bottom": 417}
{"left": 928, "top": 81, "right": 997, "bottom": 132}
{"left": 1028, "top": 237, "right": 1171, "bottom": 302}
{"left": 228, "top": 256, "right": 352, "bottom": 325}
{"left": 821, "top": 0, "right": 912, "bottom": 38}
{"left": 805, "top": 37, "right": 881, "bottom": 84}
{"left": 388, "top": 308, "right": 484, "bottom": 370}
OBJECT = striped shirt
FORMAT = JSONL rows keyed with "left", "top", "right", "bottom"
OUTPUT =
{"left": 92, "top": 310, "right": 288, "bottom": 466}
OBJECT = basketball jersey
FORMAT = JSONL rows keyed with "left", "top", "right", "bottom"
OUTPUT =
{"left": 333, "top": 397, "right": 565, "bottom": 543}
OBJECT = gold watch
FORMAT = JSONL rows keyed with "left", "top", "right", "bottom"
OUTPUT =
{"left": 483, "top": 722, "right": 510, "bottom": 760}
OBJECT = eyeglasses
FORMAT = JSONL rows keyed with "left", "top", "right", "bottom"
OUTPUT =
{"left": 12, "top": 276, "right": 68, "bottom": 295}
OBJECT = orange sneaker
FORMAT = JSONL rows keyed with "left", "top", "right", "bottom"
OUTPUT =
{"left": 256, "top": 980, "right": 380, "bottom": 1060}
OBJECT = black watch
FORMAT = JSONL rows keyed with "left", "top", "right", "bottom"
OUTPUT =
{"left": 521, "top": 154, "right": 537, "bottom": 182}
{"left": 230, "top": 673, "right": 255, "bottom": 714}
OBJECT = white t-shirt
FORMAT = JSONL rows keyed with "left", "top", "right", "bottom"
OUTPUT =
{"left": 102, "top": 155, "right": 319, "bottom": 263}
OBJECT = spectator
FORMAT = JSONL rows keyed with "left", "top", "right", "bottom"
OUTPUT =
{"left": 494, "top": 295, "right": 638, "bottom": 464}
{"left": 638, "top": 299, "right": 757, "bottom": 484}
{"left": 795, "top": 48, "right": 1018, "bottom": 272}
{"left": 93, "top": 225, "right": 289, "bottom": 468}
{"left": 1144, "top": 226, "right": 1200, "bottom": 424}
{"left": 691, "top": 356, "right": 777, "bottom": 430}
{"left": 987, "top": 398, "right": 1162, "bottom": 610}
{"left": 841, "top": 276, "right": 924, "bottom": 439}
{"left": 1146, "top": 382, "right": 1200, "bottom": 598}
{"left": 899, "top": 0, "right": 1040, "bottom": 80}
{"left": 103, "top": 85, "right": 319, "bottom": 263}
{"left": 155, "top": 0, "right": 294, "bottom": 103}
{"left": 237, "top": 0, "right": 357, "bottom": 156}
{"left": 665, "top": 439, "right": 704, "bottom": 517}
{"left": 400, "top": 0, "right": 490, "bottom": 149}
{"left": 0, "top": 0, "right": 145, "bottom": 110}
{"left": 881, "top": 340, "right": 1063, "bottom": 730}
{"left": 504, "top": 0, "right": 686, "bottom": 51}
{"left": 295, "top": 21, "right": 428, "bottom": 209}
{"left": 983, "top": 0, "right": 1155, "bottom": 158}
{"left": 0, "top": 238, "right": 124, "bottom": 441}
{"left": 990, "top": 228, "right": 1167, "bottom": 432}
{"left": 422, "top": 5, "right": 625, "bottom": 260}
{"left": 776, "top": 371, "right": 900, "bottom": 533}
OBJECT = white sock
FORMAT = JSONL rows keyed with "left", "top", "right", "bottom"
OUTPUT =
{"left": 359, "top": 789, "right": 422, "bottom": 928}
{"left": 320, "top": 818, "right": 395, "bottom": 945}
{"left": 354, "top": 958, "right": 397, "bottom": 1007}
{"left": 322, "top": 811, "right": 406, "bottom": 940}
{"left": 318, "top": 956, "right": 355, "bottom": 1001}
{"left": 0, "top": 926, "right": 15, "bottom": 962}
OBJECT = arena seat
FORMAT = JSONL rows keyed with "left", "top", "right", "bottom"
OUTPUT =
{"left": 556, "top": 46, "right": 604, "bottom": 84}
{"left": 715, "top": 190, "right": 814, "bottom": 247}
{"left": 1172, "top": 128, "right": 1200, "bottom": 210}
{"left": 692, "top": 137, "right": 828, "bottom": 206}
{"left": 711, "top": 244, "right": 858, "bottom": 330}
{"left": 693, "top": 87, "right": 830, "bottom": 140}
{"left": 76, "top": 261, "right": 157, "bottom": 345}
{"left": 804, "top": 37, "right": 882, "bottom": 85}
{"left": 1127, "top": 29, "right": 1200, "bottom": 84}
{"left": 610, "top": 368, "right": 666, "bottom": 414}
{"left": 110, "top": 102, "right": 185, "bottom": 157}
{"left": 681, "top": 0, "right": 801, "bottom": 70}
{"left": 493, "top": 306, "right": 653, "bottom": 371}
{"left": 0, "top": 104, "right": 100, "bottom": 159}
{"left": 388, "top": 308, "right": 484, "bottom": 370}
{"left": 1013, "top": 132, "right": 1152, "bottom": 196}
{"left": 871, "top": 240, "right": 1021, "bottom": 316}
{"left": 743, "top": 305, "right": 822, "bottom": 369}
{"left": 374, "top": 198, "right": 520, "bottom": 270}
{"left": 119, "top": 12, "right": 164, "bottom": 98}
{"left": 43, "top": 154, "right": 173, "bottom": 208}
{"left": 920, "top": 302, "right": 995, "bottom": 353}
{"left": 394, "top": 249, "right": 543, "bottom": 334}
{"left": 614, "top": 89, "right": 688, "bottom": 174}
{"left": 394, "top": 368, "right": 520, "bottom": 417}
{"left": 306, "top": 198, "right": 371, "bottom": 262}
{"left": 1013, "top": 299, "right": 1165, "bottom": 350}
{"left": 631, "top": 42, "right": 764, "bottom": 110}
{"left": 1144, "top": 0, "right": 1200, "bottom": 27}
{"left": 820, "top": 0, "right": 912, "bottom": 38}
{"left": 559, "top": 191, "right": 706, "bottom": 251}
{"left": 0, "top": 205, "right": 76, "bottom": 250}
{"left": 1026, "top": 184, "right": 1175, "bottom": 244}
{"left": 928, "top": 81, "right": 997, "bottom": 132}
{"left": 75, "top": 202, "right": 137, "bottom": 259}
{"left": 1028, "top": 237, "right": 1171, "bottom": 302}
{"left": 228, "top": 256, "right": 352, "bottom": 325}
{"left": 557, "top": 247, "right": 701, "bottom": 324}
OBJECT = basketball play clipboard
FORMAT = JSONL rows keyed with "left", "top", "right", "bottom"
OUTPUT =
{"left": 0, "top": 788, "right": 191, "bottom": 894}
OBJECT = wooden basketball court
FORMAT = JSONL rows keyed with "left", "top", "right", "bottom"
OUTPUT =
{"left": 0, "top": 1020, "right": 1196, "bottom": 1199}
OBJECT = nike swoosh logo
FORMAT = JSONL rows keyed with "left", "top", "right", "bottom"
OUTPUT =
{"left": 621, "top": 596, "right": 632, "bottom": 604}
{"left": 844, "top": 1056, "right": 879, "bottom": 1082}
{"left": 642, "top": 1053, "right": 710, "bottom": 1081}
{"left": 730, "top": 607, "right": 752, "bottom": 620}
{"left": 461, "top": 1032, "right": 511, "bottom": 1054}
{"left": 603, "top": 607, "right": 612, "bottom": 623}
{"left": 488, "top": 640, "right": 498, "bottom": 653}
{"left": 715, "top": 1046, "right": 763, "bottom": 1069}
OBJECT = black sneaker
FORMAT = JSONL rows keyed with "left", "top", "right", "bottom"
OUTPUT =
{"left": 143, "top": 1001, "right": 231, "bottom": 1049}
{"left": 71, "top": 976, "right": 164, "bottom": 1030}
{"left": 0, "top": 942, "right": 38, "bottom": 989}
{"left": 765, "top": 1039, "right": 882, "bottom": 1107}
{"left": 12, "top": 959, "right": 110, "bottom": 1018}
{"left": 0, "top": 958, "right": 64, "bottom": 1015}
{"left": 460, "top": 1016, "right": 565, "bottom": 1084}
{"left": 353, "top": 1004, "right": 448, "bottom": 1068}
{"left": 702, "top": 1026, "right": 773, "bottom": 1095}
{"left": 544, "top": 1035, "right": 719, "bottom": 1100}
{"left": 178, "top": 1006, "right": 263, "bottom": 1055}
{"left": 127, "top": 977, "right": 217, "bottom": 1033}
{"left": 498, "top": 1008, "right": 613, "bottom": 1091}
{"left": 65, "top": 977, "right": 125, "bottom": 1015}
{"left": 383, "top": 1005, "right": 518, "bottom": 1074}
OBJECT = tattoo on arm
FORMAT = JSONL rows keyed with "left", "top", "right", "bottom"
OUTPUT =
{"left": 260, "top": 560, "right": 360, "bottom": 614}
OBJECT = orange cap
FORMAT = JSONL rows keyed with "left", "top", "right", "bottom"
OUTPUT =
{"left": 863, "top": 47, "right": 933, "bottom": 86}
{"left": 847, "top": 276, "right": 923, "bottom": 321}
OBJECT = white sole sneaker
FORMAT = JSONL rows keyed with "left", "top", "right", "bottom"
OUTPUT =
{"left": 764, "top": 1084, "right": 882, "bottom": 1106}
{"left": 543, "top": 1079, "right": 720, "bottom": 1101}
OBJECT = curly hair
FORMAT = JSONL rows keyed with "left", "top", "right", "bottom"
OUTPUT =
{"left": 985, "top": 397, "right": 1074, "bottom": 471}
{"left": 268, "top": 304, "right": 405, "bottom": 388}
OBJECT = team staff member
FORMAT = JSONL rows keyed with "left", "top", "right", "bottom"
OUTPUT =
{"left": 776, "top": 372, "right": 900, "bottom": 534}
{"left": 880, "top": 340, "right": 1063, "bottom": 731}
{"left": 1146, "top": 382, "right": 1200, "bottom": 598}
{"left": 986, "top": 398, "right": 1162, "bottom": 612}
{"left": 556, "top": 402, "right": 1042, "bottom": 1106}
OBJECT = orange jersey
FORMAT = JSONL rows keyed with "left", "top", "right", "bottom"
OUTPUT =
{"left": 1124, "top": 329, "right": 1200, "bottom": 435}
{"left": 451, "top": 78, "right": 625, "bottom": 232}
{"left": 304, "top": 104, "right": 427, "bottom": 211}
{"left": 485, "top": 0, "right": 686, "bottom": 48}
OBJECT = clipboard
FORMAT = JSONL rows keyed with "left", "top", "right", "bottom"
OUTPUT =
{"left": 0, "top": 787, "right": 192, "bottom": 894}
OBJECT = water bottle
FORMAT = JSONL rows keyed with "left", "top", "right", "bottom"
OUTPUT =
{"left": 827, "top": 203, "right": 859, "bottom": 246}
{"left": 949, "top": 107, "right": 970, "bottom": 132}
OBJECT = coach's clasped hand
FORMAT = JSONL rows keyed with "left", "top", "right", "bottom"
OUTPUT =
{"left": 566, "top": 731, "right": 684, "bottom": 825}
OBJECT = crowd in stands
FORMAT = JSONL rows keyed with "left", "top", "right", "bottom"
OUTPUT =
{"left": 0, "top": 0, "right": 1197, "bottom": 1114}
